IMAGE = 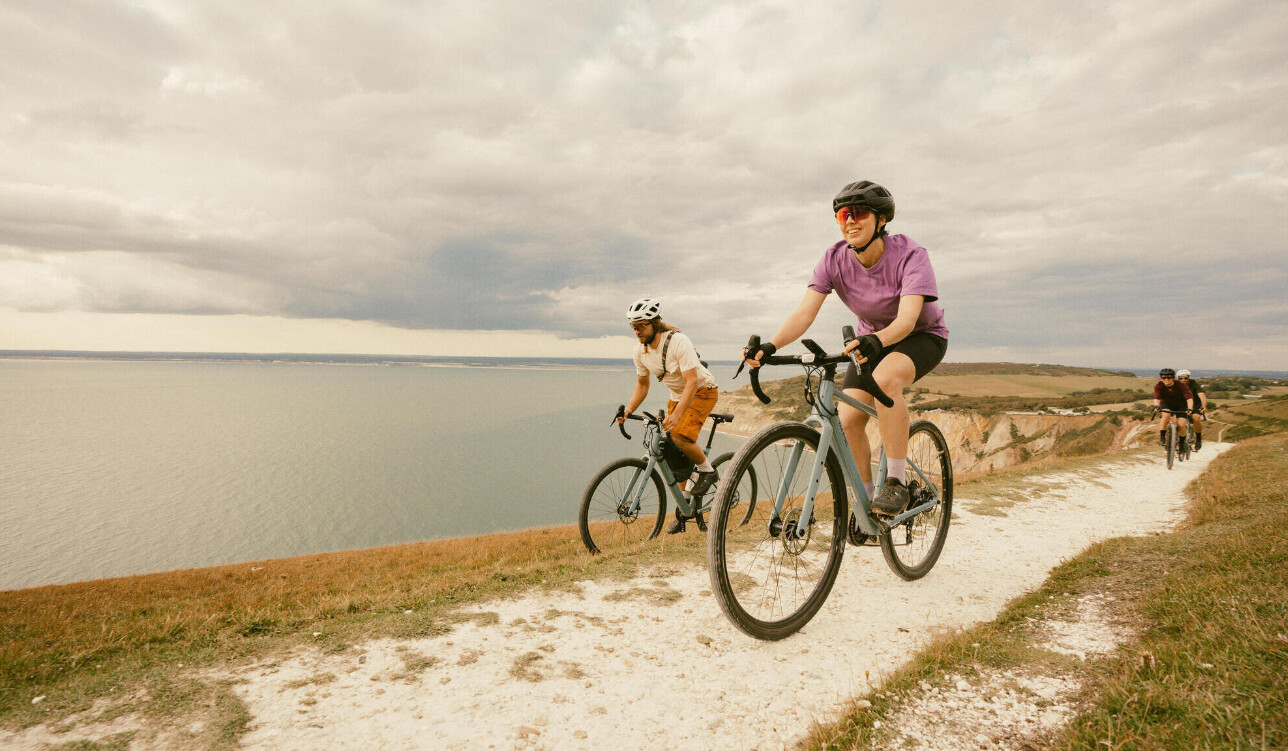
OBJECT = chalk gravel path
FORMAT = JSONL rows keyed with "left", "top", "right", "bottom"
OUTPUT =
{"left": 5, "top": 444, "right": 1226, "bottom": 751}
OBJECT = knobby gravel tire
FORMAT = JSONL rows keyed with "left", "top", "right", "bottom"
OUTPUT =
{"left": 579, "top": 457, "right": 666, "bottom": 555}
{"left": 878, "top": 419, "right": 953, "bottom": 581}
{"left": 706, "top": 422, "right": 847, "bottom": 641}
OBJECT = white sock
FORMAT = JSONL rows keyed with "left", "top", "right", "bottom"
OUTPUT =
{"left": 863, "top": 480, "right": 875, "bottom": 499}
{"left": 888, "top": 458, "right": 907, "bottom": 483}
{"left": 697, "top": 461, "right": 713, "bottom": 472}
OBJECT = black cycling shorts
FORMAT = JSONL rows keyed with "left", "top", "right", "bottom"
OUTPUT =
{"left": 841, "top": 332, "right": 948, "bottom": 392}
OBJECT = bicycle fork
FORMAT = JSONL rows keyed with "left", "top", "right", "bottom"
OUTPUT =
{"left": 769, "top": 423, "right": 833, "bottom": 540}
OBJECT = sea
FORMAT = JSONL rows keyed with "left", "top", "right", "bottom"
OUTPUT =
{"left": 0, "top": 355, "right": 749, "bottom": 591}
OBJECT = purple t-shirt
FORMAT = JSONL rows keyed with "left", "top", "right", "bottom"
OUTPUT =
{"left": 808, "top": 234, "right": 949, "bottom": 339}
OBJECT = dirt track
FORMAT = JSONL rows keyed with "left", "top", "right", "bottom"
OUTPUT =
{"left": 4, "top": 445, "right": 1226, "bottom": 750}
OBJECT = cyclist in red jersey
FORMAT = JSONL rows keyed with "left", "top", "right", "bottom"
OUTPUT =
{"left": 1152, "top": 367, "right": 1194, "bottom": 452}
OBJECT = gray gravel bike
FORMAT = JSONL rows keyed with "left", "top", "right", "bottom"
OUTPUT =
{"left": 707, "top": 328, "right": 953, "bottom": 640}
{"left": 1153, "top": 406, "right": 1191, "bottom": 468}
{"left": 579, "top": 408, "right": 758, "bottom": 555}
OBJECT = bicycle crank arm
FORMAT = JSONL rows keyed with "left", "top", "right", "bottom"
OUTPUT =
{"left": 882, "top": 498, "right": 939, "bottom": 528}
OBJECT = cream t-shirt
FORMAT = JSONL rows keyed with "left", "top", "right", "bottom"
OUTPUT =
{"left": 634, "top": 331, "right": 718, "bottom": 400}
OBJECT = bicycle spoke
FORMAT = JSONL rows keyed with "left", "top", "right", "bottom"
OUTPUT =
{"left": 709, "top": 424, "right": 845, "bottom": 639}
{"left": 879, "top": 420, "right": 953, "bottom": 580}
{"left": 580, "top": 458, "right": 665, "bottom": 554}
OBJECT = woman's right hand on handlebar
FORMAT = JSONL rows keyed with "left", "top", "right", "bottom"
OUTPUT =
{"left": 742, "top": 340, "right": 776, "bottom": 369}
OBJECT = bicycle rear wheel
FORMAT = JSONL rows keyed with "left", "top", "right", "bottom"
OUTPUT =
{"left": 707, "top": 422, "right": 847, "bottom": 641}
{"left": 879, "top": 420, "right": 953, "bottom": 581}
{"left": 699, "top": 452, "right": 757, "bottom": 525}
{"left": 579, "top": 458, "right": 666, "bottom": 554}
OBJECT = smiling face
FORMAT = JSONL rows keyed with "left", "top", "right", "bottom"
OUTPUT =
{"left": 836, "top": 204, "right": 883, "bottom": 247}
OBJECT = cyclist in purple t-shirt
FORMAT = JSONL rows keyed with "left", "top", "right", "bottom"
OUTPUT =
{"left": 743, "top": 180, "right": 949, "bottom": 517}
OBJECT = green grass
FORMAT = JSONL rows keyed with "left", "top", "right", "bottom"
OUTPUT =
{"left": 804, "top": 432, "right": 1288, "bottom": 750}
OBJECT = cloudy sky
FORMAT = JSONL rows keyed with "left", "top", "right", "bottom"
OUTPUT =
{"left": 2, "top": 0, "right": 1285, "bottom": 369}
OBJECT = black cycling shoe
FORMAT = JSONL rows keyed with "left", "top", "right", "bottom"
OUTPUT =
{"left": 1194, "top": 435, "right": 1202, "bottom": 451}
{"left": 667, "top": 505, "right": 707, "bottom": 534}
{"left": 872, "top": 478, "right": 910, "bottom": 517}
{"left": 689, "top": 468, "right": 719, "bottom": 498}
{"left": 666, "top": 509, "right": 687, "bottom": 534}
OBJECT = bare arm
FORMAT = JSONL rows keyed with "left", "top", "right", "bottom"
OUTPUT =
{"left": 768, "top": 290, "right": 827, "bottom": 350}
{"left": 744, "top": 290, "right": 827, "bottom": 367}
{"left": 841, "top": 294, "right": 926, "bottom": 361}
{"left": 619, "top": 375, "right": 650, "bottom": 423}
{"left": 875, "top": 295, "right": 925, "bottom": 348}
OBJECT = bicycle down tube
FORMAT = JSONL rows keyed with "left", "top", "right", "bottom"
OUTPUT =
{"left": 620, "top": 412, "right": 701, "bottom": 519}
{"left": 781, "top": 373, "right": 940, "bottom": 538}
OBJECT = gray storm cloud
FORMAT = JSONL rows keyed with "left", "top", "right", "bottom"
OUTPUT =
{"left": 1, "top": 0, "right": 1285, "bottom": 366}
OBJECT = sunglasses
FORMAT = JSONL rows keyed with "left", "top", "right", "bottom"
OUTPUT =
{"left": 630, "top": 321, "right": 653, "bottom": 331}
{"left": 1161, "top": 376, "right": 1174, "bottom": 381}
{"left": 835, "top": 205, "right": 875, "bottom": 224}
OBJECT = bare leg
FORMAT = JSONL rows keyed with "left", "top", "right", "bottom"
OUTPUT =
{"left": 871, "top": 353, "right": 917, "bottom": 461}
{"left": 839, "top": 352, "right": 917, "bottom": 478}
{"left": 839, "top": 388, "right": 874, "bottom": 482}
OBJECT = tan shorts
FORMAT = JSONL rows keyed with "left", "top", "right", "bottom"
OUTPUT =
{"left": 667, "top": 387, "right": 719, "bottom": 443}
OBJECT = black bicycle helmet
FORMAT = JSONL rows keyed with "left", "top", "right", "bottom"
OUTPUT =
{"left": 833, "top": 180, "right": 896, "bottom": 222}
{"left": 1159, "top": 368, "right": 1175, "bottom": 378}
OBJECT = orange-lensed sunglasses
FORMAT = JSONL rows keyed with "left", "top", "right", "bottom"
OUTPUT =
{"left": 835, "top": 205, "right": 875, "bottom": 224}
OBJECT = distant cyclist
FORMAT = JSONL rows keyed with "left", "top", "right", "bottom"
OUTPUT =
{"left": 619, "top": 298, "right": 720, "bottom": 534}
{"left": 1153, "top": 368, "right": 1194, "bottom": 452}
{"left": 743, "top": 180, "right": 948, "bottom": 517}
{"left": 1177, "top": 369, "right": 1207, "bottom": 451}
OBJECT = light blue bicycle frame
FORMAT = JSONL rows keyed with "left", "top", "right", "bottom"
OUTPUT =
{"left": 619, "top": 420, "right": 704, "bottom": 521}
{"left": 778, "top": 373, "right": 942, "bottom": 538}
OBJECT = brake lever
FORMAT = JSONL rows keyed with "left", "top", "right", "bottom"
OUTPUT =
{"left": 613, "top": 405, "right": 631, "bottom": 439}
{"left": 734, "top": 334, "right": 761, "bottom": 379}
{"left": 842, "top": 326, "right": 894, "bottom": 408}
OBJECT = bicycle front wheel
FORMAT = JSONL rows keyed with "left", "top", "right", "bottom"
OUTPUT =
{"left": 879, "top": 420, "right": 953, "bottom": 581}
{"left": 1166, "top": 424, "right": 1176, "bottom": 469}
{"left": 579, "top": 458, "right": 666, "bottom": 555}
{"left": 707, "top": 422, "right": 847, "bottom": 640}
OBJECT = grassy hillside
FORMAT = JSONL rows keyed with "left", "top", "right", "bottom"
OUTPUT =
{"left": 932, "top": 362, "right": 1137, "bottom": 377}
{"left": 807, "top": 432, "right": 1288, "bottom": 750}
{"left": 1207, "top": 393, "right": 1288, "bottom": 441}
{"left": 0, "top": 523, "right": 712, "bottom": 745}
{"left": 725, "top": 363, "right": 1154, "bottom": 416}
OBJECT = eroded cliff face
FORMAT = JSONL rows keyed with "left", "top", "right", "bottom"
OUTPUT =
{"left": 716, "top": 391, "right": 1152, "bottom": 476}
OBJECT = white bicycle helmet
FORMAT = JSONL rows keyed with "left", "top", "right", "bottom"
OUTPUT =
{"left": 1177, "top": 369, "right": 1191, "bottom": 378}
{"left": 626, "top": 298, "right": 662, "bottom": 322}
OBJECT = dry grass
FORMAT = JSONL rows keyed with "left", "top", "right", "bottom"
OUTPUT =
{"left": 914, "top": 373, "right": 1150, "bottom": 399}
{"left": 0, "top": 521, "right": 707, "bottom": 734}
{"left": 804, "top": 432, "right": 1288, "bottom": 751}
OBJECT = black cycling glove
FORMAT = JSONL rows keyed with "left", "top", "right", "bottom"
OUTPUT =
{"left": 749, "top": 341, "right": 777, "bottom": 361}
{"left": 856, "top": 334, "right": 882, "bottom": 361}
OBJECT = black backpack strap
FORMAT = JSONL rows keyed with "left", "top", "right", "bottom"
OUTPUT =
{"left": 657, "top": 331, "right": 675, "bottom": 382}
{"left": 657, "top": 330, "right": 709, "bottom": 380}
